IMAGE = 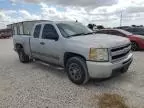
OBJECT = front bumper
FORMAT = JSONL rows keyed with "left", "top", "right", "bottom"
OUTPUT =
{"left": 86, "top": 53, "right": 133, "bottom": 78}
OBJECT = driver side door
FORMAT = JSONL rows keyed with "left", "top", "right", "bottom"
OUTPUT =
{"left": 38, "top": 24, "right": 60, "bottom": 65}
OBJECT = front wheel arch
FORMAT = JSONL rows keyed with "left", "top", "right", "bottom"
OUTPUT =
{"left": 64, "top": 52, "right": 86, "bottom": 67}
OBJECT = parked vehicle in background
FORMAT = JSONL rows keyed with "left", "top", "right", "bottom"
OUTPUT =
{"left": 9, "top": 20, "right": 133, "bottom": 85}
{"left": 122, "top": 27, "right": 144, "bottom": 36}
{"left": 96, "top": 29, "right": 144, "bottom": 51}
{"left": 0, "top": 29, "right": 12, "bottom": 39}
{"left": 114, "top": 26, "right": 130, "bottom": 29}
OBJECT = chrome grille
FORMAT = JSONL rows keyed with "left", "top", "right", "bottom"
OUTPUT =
{"left": 111, "top": 43, "right": 131, "bottom": 62}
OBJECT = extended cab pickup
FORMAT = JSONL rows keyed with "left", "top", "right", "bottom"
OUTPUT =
{"left": 10, "top": 21, "right": 133, "bottom": 84}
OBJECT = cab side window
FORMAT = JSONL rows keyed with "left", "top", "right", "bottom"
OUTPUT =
{"left": 42, "top": 24, "right": 58, "bottom": 40}
{"left": 33, "top": 24, "right": 41, "bottom": 38}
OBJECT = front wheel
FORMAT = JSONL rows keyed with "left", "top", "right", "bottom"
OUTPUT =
{"left": 66, "top": 57, "right": 89, "bottom": 85}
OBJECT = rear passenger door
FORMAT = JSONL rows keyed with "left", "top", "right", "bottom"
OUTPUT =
{"left": 30, "top": 24, "right": 42, "bottom": 58}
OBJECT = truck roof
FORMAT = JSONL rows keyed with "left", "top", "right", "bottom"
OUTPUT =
{"left": 7, "top": 20, "right": 79, "bottom": 27}
{"left": 34, "top": 21, "right": 80, "bottom": 25}
{"left": 7, "top": 20, "right": 52, "bottom": 26}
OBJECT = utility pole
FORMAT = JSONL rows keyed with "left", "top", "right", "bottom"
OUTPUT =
{"left": 120, "top": 11, "right": 122, "bottom": 27}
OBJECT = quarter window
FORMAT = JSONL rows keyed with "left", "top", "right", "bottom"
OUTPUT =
{"left": 33, "top": 24, "right": 41, "bottom": 38}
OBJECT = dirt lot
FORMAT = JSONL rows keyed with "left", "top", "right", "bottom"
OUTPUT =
{"left": 0, "top": 39, "right": 144, "bottom": 108}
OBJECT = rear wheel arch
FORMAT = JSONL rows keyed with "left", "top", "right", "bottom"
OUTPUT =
{"left": 15, "top": 43, "right": 23, "bottom": 51}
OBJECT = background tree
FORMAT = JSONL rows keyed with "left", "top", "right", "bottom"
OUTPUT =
{"left": 97, "top": 25, "right": 104, "bottom": 29}
{"left": 87, "top": 24, "right": 94, "bottom": 30}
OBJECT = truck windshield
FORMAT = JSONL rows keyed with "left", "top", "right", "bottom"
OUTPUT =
{"left": 57, "top": 22, "right": 93, "bottom": 38}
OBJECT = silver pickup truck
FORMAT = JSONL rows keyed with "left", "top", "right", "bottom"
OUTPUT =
{"left": 10, "top": 21, "right": 133, "bottom": 84}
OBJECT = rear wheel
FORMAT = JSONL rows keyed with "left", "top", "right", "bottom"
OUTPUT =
{"left": 18, "top": 48, "right": 30, "bottom": 63}
{"left": 131, "top": 41, "right": 138, "bottom": 51}
{"left": 66, "top": 57, "right": 89, "bottom": 85}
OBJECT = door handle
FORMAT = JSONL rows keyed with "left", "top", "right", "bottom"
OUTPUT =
{"left": 40, "top": 42, "right": 45, "bottom": 45}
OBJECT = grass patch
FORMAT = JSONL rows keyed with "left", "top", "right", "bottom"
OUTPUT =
{"left": 91, "top": 93, "right": 129, "bottom": 108}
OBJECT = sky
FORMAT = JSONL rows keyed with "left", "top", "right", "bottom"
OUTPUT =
{"left": 0, "top": 0, "right": 144, "bottom": 29}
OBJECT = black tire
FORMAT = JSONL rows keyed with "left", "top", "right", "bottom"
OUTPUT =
{"left": 18, "top": 48, "right": 30, "bottom": 63}
{"left": 66, "top": 57, "right": 89, "bottom": 85}
{"left": 131, "top": 41, "right": 138, "bottom": 51}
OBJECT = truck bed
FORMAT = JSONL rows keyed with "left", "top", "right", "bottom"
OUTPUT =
{"left": 13, "top": 35, "right": 31, "bottom": 56}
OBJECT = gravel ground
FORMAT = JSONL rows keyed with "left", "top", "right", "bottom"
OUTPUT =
{"left": 0, "top": 39, "right": 144, "bottom": 108}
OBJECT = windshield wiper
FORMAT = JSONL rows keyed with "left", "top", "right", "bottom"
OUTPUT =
{"left": 66, "top": 32, "right": 95, "bottom": 38}
{"left": 66, "top": 33, "right": 85, "bottom": 38}
{"left": 70, "top": 32, "right": 95, "bottom": 36}
{"left": 70, "top": 33, "right": 85, "bottom": 37}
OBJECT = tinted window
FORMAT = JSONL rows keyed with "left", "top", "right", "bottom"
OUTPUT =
{"left": 33, "top": 24, "right": 41, "bottom": 38}
{"left": 125, "top": 28, "right": 133, "bottom": 33}
{"left": 133, "top": 28, "right": 144, "bottom": 35}
{"left": 124, "top": 28, "right": 144, "bottom": 35}
{"left": 133, "top": 28, "right": 142, "bottom": 32}
{"left": 42, "top": 24, "right": 58, "bottom": 39}
{"left": 133, "top": 28, "right": 144, "bottom": 34}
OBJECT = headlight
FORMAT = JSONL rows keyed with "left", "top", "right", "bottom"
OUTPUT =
{"left": 89, "top": 48, "right": 109, "bottom": 61}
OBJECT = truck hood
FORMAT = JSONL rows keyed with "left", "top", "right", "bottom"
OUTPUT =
{"left": 68, "top": 34, "right": 130, "bottom": 48}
